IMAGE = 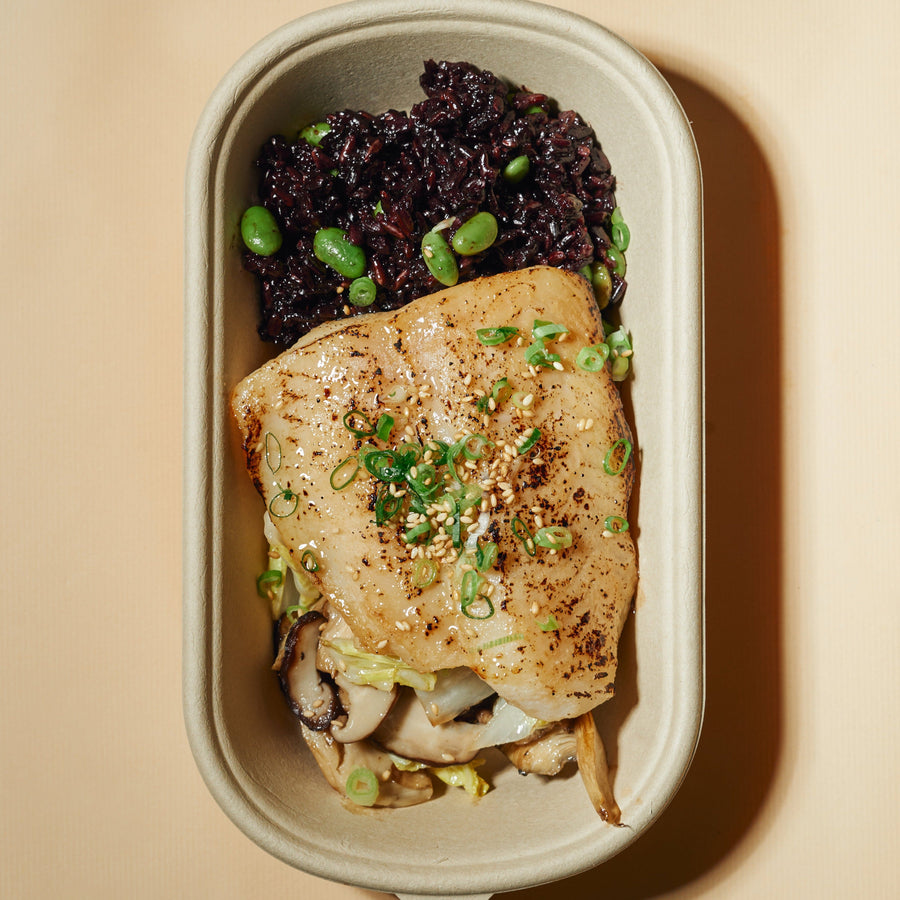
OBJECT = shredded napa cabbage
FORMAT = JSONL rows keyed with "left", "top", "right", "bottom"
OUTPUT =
{"left": 321, "top": 638, "right": 437, "bottom": 692}
{"left": 389, "top": 754, "right": 490, "bottom": 798}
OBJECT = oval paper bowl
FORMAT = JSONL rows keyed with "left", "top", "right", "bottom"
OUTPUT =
{"left": 183, "top": 1, "right": 704, "bottom": 897}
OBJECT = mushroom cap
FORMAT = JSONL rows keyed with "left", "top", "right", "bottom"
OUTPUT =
{"left": 278, "top": 610, "right": 342, "bottom": 731}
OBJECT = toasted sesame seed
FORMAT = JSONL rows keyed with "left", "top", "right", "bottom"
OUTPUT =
{"left": 522, "top": 393, "right": 534, "bottom": 407}
{"left": 553, "top": 361, "right": 564, "bottom": 371}
{"left": 490, "top": 493, "right": 498, "bottom": 508}
{"left": 313, "top": 698, "right": 324, "bottom": 708}
{"left": 463, "top": 373, "right": 473, "bottom": 386}
{"left": 423, "top": 247, "right": 434, "bottom": 258}
{"left": 431, "top": 703, "right": 440, "bottom": 716}
{"left": 535, "top": 515, "right": 545, "bottom": 529}
{"left": 603, "top": 529, "right": 614, "bottom": 538}
{"left": 585, "top": 418, "right": 594, "bottom": 430}
{"left": 343, "top": 304, "right": 351, "bottom": 315}
{"left": 488, "top": 397, "right": 497, "bottom": 411}
{"left": 377, "top": 639, "right": 388, "bottom": 649}
{"left": 404, "top": 425, "right": 415, "bottom": 437}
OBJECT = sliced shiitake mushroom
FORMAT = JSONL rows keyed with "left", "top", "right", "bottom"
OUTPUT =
{"left": 278, "top": 610, "right": 341, "bottom": 731}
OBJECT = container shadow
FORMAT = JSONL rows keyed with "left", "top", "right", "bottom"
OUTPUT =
{"left": 500, "top": 68, "right": 786, "bottom": 899}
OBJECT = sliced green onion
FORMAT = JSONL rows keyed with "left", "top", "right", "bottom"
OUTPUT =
{"left": 610, "top": 356, "right": 630, "bottom": 381}
{"left": 342, "top": 409, "right": 376, "bottom": 438}
{"left": 538, "top": 614, "right": 559, "bottom": 632}
{"left": 345, "top": 767, "right": 379, "bottom": 807}
{"left": 264, "top": 432, "right": 282, "bottom": 474}
{"left": 374, "top": 488, "right": 403, "bottom": 525}
{"left": 300, "top": 549, "right": 319, "bottom": 572}
{"left": 475, "top": 541, "right": 498, "bottom": 572}
{"left": 330, "top": 456, "right": 359, "bottom": 490}
{"left": 478, "top": 633, "right": 524, "bottom": 650}
{"left": 461, "top": 434, "right": 493, "bottom": 461}
{"left": 460, "top": 570, "right": 495, "bottom": 619}
{"left": 373, "top": 199, "right": 384, "bottom": 217}
{"left": 512, "top": 516, "right": 536, "bottom": 556}
{"left": 476, "top": 326, "right": 518, "bottom": 346}
{"left": 255, "top": 569, "right": 284, "bottom": 599}
{"left": 610, "top": 207, "right": 631, "bottom": 251}
{"left": 534, "top": 526, "right": 573, "bottom": 550}
{"left": 424, "top": 440, "right": 450, "bottom": 466}
{"left": 348, "top": 276, "right": 377, "bottom": 307}
{"left": 517, "top": 428, "right": 541, "bottom": 455}
{"left": 268, "top": 487, "right": 299, "bottom": 518}
{"left": 364, "top": 450, "right": 406, "bottom": 482}
{"left": 604, "top": 515, "right": 629, "bottom": 534}
{"left": 375, "top": 413, "right": 394, "bottom": 443}
{"left": 524, "top": 340, "right": 560, "bottom": 369}
{"left": 404, "top": 522, "right": 432, "bottom": 544}
{"left": 406, "top": 464, "right": 439, "bottom": 502}
{"left": 449, "top": 498, "right": 463, "bottom": 549}
{"left": 576, "top": 344, "right": 610, "bottom": 372}
{"left": 603, "top": 438, "right": 633, "bottom": 475}
{"left": 532, "top": 320, "right": 569, "bottom": 340}
{"left": 412, "top": 558, "right": 438, "bottom": 589}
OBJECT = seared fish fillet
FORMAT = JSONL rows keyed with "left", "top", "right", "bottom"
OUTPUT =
{"left": 232, "top": 266, "right": 637, "bottom": 721}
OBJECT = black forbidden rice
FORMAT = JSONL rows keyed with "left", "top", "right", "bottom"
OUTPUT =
{"left": 243, "top": 60, "right": 626, "bottom": 346}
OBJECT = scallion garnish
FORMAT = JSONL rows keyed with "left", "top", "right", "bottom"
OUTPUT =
{"left": 364, "top": 449, "right": 406, "bottom": 483}
{"left": 603, "top": 438, "right": 633, "bottom": 475}
{"left": 478, "top": 633, "right": 524, "bottom": 650}
{"left": 345, "top": 767, "right": 379, "bottom": 807}
{"left": 460, "top": 570, "right": 495, "bottom": 619}
{"left": 532, "top": 320, "right": 569, "bottom": 340}
{"left": 576, "top": 344, "right": 610, "bottom": 372}
{"left": 476, "top": 377, "right": 511, "bottom": 415}
{"left": 375, "top": 413, "right": 394, "bottom": 442}
{"left": 412, "top": 558, "right": 438, "bottom": 589}
{"left": 475, "top": 541, "right": 498, "bottom": 572}
{"left": 375, "top": 488, "right": 403, "bottom": 525}
{"left": 268, "top": 487, "right": 299, "bottom": 518}
{"left": 461, "top": 434, "right": 494, "bottom": 460}
{"left": 604, "top": 515, "right": 629, "bottom": 534}
{"left": 534, "top": 526, "right": 573, "bottom": 550}
{"left": 403, "top": 521, "right": 431, "bottom": 544}
{"left": 342, "top": 409, "right": 376, "bottom": 438}
{"left": 524, "top": 339, "right": 561, "bottom": 369}
{"left": 264, "top": 432, "right": 282, "bottom": 474}
{"left": 604, "top": 325, "right": 633, "bottom": 382}
{"left": 329, "top": 456, "right": 359, "bottom": 490}
{"left": 517, "top": 427, "right": 541, "bottom": 455}
{"left": 476, "top": 326, "right": 518, "bottom": 346}
{"left": 610, "top": 207, "right": 631, "bottom": 252}
{"left": 255, "top": 569, "right": 283, "bottom": 599}
{"left": 300, "top": 549, "right": 319, "bottom": 572}
{"left": 512, "top": 516, "right": 536, "bottom": 556}
{"left": 538, "top": 614, "right": 559, "bottom": 632}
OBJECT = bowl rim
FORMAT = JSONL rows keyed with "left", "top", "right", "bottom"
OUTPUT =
{"left": 184, "top": 1, "right": 705, "bottom": 894}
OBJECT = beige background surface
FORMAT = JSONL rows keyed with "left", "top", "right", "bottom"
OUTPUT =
{"left": 2, "top": 0, "right": 898, "bottom": 897}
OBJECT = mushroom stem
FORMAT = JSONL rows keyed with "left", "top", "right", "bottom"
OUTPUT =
{"left": 574, "top": 711, "right": 622, "bottom": 824}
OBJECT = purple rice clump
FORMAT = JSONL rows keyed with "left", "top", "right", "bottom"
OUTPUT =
{"left": 243, "top": 60, "right": 625, "bottom": 346}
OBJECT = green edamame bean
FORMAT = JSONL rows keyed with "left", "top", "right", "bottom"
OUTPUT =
{"left": 348, "top": 276, "right": 377, "bottom": 307}
{"left": 421, "top": 230, "right": 459, "bottom": 286}
{"left": 606, "top": 245, "right": 627, "bottom": 278}
{"left": 451, "top": 211, "right": 498, "bottom": 256}
{"left": 300, "top": 122, "right": 331, "bottom": 146}
{"left": 240, "top": 206, "right": 282, "bottom": 256}
{"left": 313, "top": 227, "right": 366, "bottom": 279}
{"left": 589, "top": 261, "right": 612, "bottom": 309}
{"left": 502, "top": 155, "right": 530, "bottom": 184}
